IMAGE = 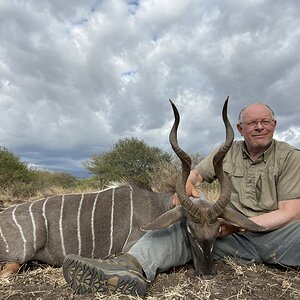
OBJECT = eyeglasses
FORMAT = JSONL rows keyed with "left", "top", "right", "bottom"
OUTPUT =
{"left": 240, "top": 119, "right": 275, "bottom": 127}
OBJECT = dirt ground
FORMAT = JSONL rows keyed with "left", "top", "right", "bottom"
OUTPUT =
{"left": 1, "top": 258, "right": 299, "bottom": 300}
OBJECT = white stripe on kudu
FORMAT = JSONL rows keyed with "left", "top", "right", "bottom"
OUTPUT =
{"left": 91, "top": 192, "right": 100, "bottom": 259}
{"left": 108, "top": 188, "right": 115, "bottom": 256}
{"left": 29, "top": 202, "right": 37, "bottom": 253}
{"left": 12, "top": 205, "right": 27, "bottom": 262}
{"left": 0, "top": 226, "right": 9, "bottom": 254}
{"left": 77, "top": 194, "right": 84, "bottom": 256}
{"left": 59, "top": 195, "right": 66, "bottom": 256}
{"left": 42, "top": 197, "right": 50, "bottom": 245}
{"left": 122, "top": 186, "right": 133, "bottom": 252}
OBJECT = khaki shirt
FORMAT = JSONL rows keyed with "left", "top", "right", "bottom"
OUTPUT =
{"left": 195, "top": 139, "right": 300, "bottom": 217}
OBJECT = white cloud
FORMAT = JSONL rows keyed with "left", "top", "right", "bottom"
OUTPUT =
{"left": 1, "top": 0, "right": 300, "bottom": 175}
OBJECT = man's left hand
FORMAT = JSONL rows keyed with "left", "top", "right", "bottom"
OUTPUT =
{"left": 218, "top": 219, "right": 240, "bottom": 238}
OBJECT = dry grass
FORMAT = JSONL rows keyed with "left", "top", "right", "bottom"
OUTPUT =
{"left": 0, "top": 259, "right": 299, "bottom": 299}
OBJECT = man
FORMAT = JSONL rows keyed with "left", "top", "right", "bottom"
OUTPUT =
{"left": 63, "top": 103, "right": 300, "bottom": 297}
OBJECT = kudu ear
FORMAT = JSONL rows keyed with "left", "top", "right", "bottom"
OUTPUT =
{"left": 221, "top": 208, "right": 268, "bottom": 232}
{"left": 141, "top": 206, "right": 185, "bottom": 231}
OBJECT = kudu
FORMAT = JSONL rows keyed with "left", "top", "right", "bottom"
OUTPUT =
{"left": 0, "top": 184, "right": 174, "bottom": 277}
{"left": 0, "top": 97, "right": 266, "bottom": 279}
{"left": 142, "top": 97, "right": 267, "bottom": 278}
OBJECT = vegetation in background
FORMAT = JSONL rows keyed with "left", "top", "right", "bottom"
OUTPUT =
{"left": 0, "top": 147, "right": 36, "bottom": 189}
{"left": 83, "top": 137, "right": 172, "bottom": 187}
{"left": 0, "top": 147, "right": 78, "bottom": 204}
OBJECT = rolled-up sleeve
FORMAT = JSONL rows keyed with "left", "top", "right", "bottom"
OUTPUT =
{"left": 277, "top": 149, "right": 300, "bottom": 201}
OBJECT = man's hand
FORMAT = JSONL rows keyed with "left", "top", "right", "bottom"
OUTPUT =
{"left": 172, "top": 183, "right": 200, "bottom": 206}
{"left": 172, "top": 169, "right": 202, "bottom": 206}
{"left": 218, "top": 219, "right": 240, "bottom": 238}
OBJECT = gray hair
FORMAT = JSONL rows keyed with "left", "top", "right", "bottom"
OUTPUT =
{"left": 238, "top": 103, "right": 275, "bottom": 123}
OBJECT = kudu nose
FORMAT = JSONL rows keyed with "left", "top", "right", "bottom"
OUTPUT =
{"left": 202, "top": 274, "right": 215, "bottom": 280}
{"left": 190, "top": 266, "right": 216, "bottom": 280}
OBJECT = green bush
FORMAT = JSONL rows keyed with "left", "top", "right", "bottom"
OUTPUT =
{"left": 0, "top": 147, "right": 36, "bottom": 189}
{"left": 32, "top": 170, "right": 78, "bottom": 190}
{"left": 0, "top": 147, "right": 78, "bottom": 199}
{"left": 83, "top": 137, "right": 172, "bottom": 186}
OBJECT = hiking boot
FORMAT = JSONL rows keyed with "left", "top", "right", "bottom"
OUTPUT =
{"left": 63, "top": 253, "right": 147, "bottom": 297}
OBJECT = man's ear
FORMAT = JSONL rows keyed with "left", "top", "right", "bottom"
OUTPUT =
{"left": 237, "top": 123, "right": 243, "bottom": 136}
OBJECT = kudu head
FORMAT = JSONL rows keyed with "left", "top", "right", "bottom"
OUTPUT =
{"left": 142, "top": 97, "right": 267, "bottom": 278}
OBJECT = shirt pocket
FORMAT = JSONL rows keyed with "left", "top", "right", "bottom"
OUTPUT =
{"left": 256, "top": 169, "right": 278, "bottom": 211}
{"left": 223, "top": 161, "right": 244, "bottom": 178}
{"left": 223, "top": 162, "right": 244, "bottom": 198}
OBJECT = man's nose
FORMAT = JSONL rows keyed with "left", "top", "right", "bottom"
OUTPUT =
{"left": 255, "top": 121, "right": 264, "bottom": 129}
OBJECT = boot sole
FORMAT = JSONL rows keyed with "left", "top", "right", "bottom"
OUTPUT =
{"left": 63, "top": 254, "right": 147, "bottom": 296}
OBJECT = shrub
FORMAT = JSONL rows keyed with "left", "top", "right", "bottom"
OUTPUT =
{"left": 0, "top": 147, "right": 36, "bottom": 189}
{"left": 83, "top": 137, "right": 172, "bottom": 186}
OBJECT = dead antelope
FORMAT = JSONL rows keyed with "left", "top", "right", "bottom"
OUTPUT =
{"left": 0, "top": 97, "right": 266, "bottom": 279}
{"left": 0, "top": 184, "right": 175, "bottom": 277}
{"left": 142, "top": 97, "right": 267, "bottom": 278}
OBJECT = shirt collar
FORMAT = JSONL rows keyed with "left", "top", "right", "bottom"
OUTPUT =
{"left": 241, "top": 139, "right": 275, "bottom": 163}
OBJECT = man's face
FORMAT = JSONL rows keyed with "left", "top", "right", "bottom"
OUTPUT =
{"left": 237, "top": 104, "right": 276, "bottom": 151}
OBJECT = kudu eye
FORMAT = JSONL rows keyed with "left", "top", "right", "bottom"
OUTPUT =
{"left": 208, "top": 218, "right": 218, "bottom": 225}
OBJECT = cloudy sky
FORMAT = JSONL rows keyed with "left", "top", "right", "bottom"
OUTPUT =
{"left": 1, "top": 0, "right": 300, "bottom": 177}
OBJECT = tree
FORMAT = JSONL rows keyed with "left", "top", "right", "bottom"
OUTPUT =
{"left": 83, "top": 137, "right": 172, "bottom": 186}
{"left": 32, "top": 170, "right": 78, "bottom": 189}
{"left": 0, "top": 147, "right": 79, "bottom": 198}
{"left": 0, "top": 147, "right": 35, "bottom": 189}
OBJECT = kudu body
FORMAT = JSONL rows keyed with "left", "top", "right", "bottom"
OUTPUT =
{"left": 142, "top": 98, "right": 267, "bottom": 278}
{"left": 0, "top": 185, "right": 174, "bottom": 277}
{"left": 0, "top": 98, "right": 266, "bottom": 278}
